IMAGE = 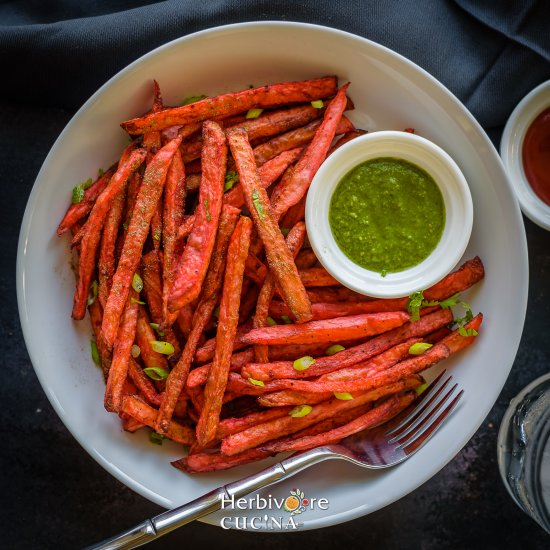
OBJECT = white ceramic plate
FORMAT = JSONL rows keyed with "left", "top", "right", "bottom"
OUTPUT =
{"left": 17, "top": 22, "right": 527, "bottom": 530}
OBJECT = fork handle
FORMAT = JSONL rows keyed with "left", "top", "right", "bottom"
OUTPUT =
{"left": 87, "top": 447, "right": 337, "bottom": 549}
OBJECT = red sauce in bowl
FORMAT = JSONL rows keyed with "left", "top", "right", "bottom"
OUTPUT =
{"left": 522, "top": 107, "right": 550, "bottom": 206}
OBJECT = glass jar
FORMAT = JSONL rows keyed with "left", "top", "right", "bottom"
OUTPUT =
{"left": 497, "top": 372, "right": 550, "bottom": 533}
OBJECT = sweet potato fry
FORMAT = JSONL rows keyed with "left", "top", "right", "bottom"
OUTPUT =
{"left": 101, "top": 137, "right": 181, "bottom": 347}
{"left": 121, "top": 395, "right": 194, "bottom": 445}
{"left": 260, "top": 392, "right": 416, "bottom": 453}
{"left": 270, "top": 83, "right": 350, "bottom": 218}
{"left": 187, "top": 349, "right": 255, "bottom": 388}
{"left": 326, "top": 129, "right": 367, "bottom": 156}
{"left": 97, "top": 186, "right": 126, "bottom": 308}
{"left": 303, "top": 286, "right": 372, "bottom": 303}
{"left": 157, "top": 205, "right": 241, "bottom": 432}
{"left": 121, "top": 77, "right": 338, "bottom": 135}
{"left": 88, "top": 299, "right": 111, "bottom": 380}
{"left": 217, "top": 406, "right": 293, "bottom": 439}
{"left": 56, "top": 167, "right": 115, "bottom": 236}
{"left": 294, "top": 249, "right": 318, "bottom": 270}
{"left": 136, "top": 306, "right": 170, "bottom": 369}
{"left": 242, "top": 311, "right": 409, "bottom": 346}
{"left": 72, "top": 146, "right": 146, "bottom": 320}
{"left": 240, "top": 308, "right": 453, "bottom": 381}
{"left": 298, "top": 267, "right": 340, "bottom": 287}
{"left": 253, "top": 116, "right": 355, "bottom": 166}
{"left": 195, "top": 216, "right": 252, "bottom": 447}
{"left": 227, "top": 127, "right": 312, "bottom": 323}
{"left": 127, "top": 357, "right": 161, "bottom": 406}
{"left": 168, "top": 121, "right": 227, "bottom": 311}
{"left": 104, "top": 289, "right": 139, "bottom": 412}
{"left": 173, "top": 448, "right": 273, "bottom": 473}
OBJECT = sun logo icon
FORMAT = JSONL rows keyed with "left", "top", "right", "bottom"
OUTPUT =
{"left": 282, "top": 489, "right": 309, "bottom": 515}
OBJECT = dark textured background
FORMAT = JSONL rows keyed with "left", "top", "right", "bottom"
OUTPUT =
{"left": 2, "top": 1, "right": 550, "bottom": 548}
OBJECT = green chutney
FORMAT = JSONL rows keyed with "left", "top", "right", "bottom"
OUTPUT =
{"left": 329, "top": 157, "right": 445, "bottom": 274}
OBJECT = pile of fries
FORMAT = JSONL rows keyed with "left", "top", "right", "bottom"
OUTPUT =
{"left": 57, "top": 76, "right": 484, "bottom": 473}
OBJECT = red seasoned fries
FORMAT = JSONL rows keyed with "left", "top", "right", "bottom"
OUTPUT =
{"left": 57, "top": 76, "right": 485, "bottom": 473}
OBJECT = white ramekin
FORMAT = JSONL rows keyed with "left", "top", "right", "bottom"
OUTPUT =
{"left": 305, "top": 130, "right": 473, "bottom": 298}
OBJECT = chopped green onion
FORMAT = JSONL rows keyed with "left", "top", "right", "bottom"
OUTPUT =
{"left": 91, "top": 340, "right": 100, "bottom": 366}
{"left": 87, "top": 280, "right": 98, "bottom": 306}
{"left": 143, "top": 367, "right": 170, "bottom": 380}
{"left": 131, "top": 344, "right": 141, "bottom": 358}
{"left": 408, "top": 342, "right": 433, "bottom": 355}
{"left": 251, "top": 189, "right": 265, "bottom": 220}
{"left": 181, "top": 94, "right": 207, "bottom": 105}
{"left": 150, "top": 340, "right": 175, "bottom": 355}
{"left": 281, "top": 315, "right": 292, "bottom": 324}
{"left": 71, "top": 177, "right": 93, "bottom": 204}
{"left": 131, "top": 297, "right": 146, "bottom": 305}
{"left": 293, "top": 356, "right": 315, "bottom": 371}
{"left": 132, "top": 273, "right": 143, "bottom": 293}
{"left": 149, "top": 323, "right": 165, "bottom": 337}
{"left": 266, "top": 316, "right": 277, "bottom": 327}
{"left": 224, "top": 170, "right": 239, "bottom": 191}
{"left": 153, "top": 231, "right": 161, "bottom": 241}
{"left": 415, "top": 382, "right": 430, "bottom": 396}
{"left": 289, "top": 405, "right": 313, "bottom": 418}
{"left": 458, "top": 326, "right": 478, "bottom": 337}
{"left": 246, "top": 108, "right": 263, "bottom": 119}
{"left": 334, "top": 392, "right": 354, "bottom": 401}
{"left": 248, "top": 377, "right": 265, "bottom": 387}
{"left": 150, "top": 431, "right": 165, "bottom": 445}
{"left": 204, "top": 199, "right": 211, "bottom": 222}
{"left": 407, "top": 290, "right": 424, "bottom": 322}
{"left": 123, "top": 222, "right": 129, "bottom": 231}
{"left": 325, "top": 344, "right": 345, "bottom": 356}
{"left": 97, "top": 168, "right": 105, "bottom": 177}
{"left": 280, "top": 227, "right": 290, "bottom": 236}
{"left": 311, "top": 100, "right": 324, "bottom": 109}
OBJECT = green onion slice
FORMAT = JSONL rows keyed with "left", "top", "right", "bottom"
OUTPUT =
{"left": 280, "top": 227, "right": 290, "bottom": 236}
{"left": 181, "top": 94, "right": 207, "bottom": 105}
{"left": 149, "top": 431, "right": 165, "bottom": 445}
{"left": 224, "top": 171, "right": 239, "bottom": 191}
{"left": 143, "top": 367, "right": 170, "bottom": 380}
{"left": 91, "top": 340, "right": 100, "bottom": 366}
{"left": 248, "top": 378, "right": 265, "bottom": 387}
{"left": 408, "top": 342, "right": 433, "bottom": 355}
{"left": 87, "top": 280, "right": 98, "bottom": 306}
{"left": 289, "top": 405, "right": 313, "bottom": 418}
{"left": 311, "top": 100, "right": 324, "bottom": 108}
{"left": 150, "top": 340, "right": 175, "bottom": 355}
{"left": 251, "top": 189, "right": 265, "bottom": 220}
{"left": 246, "top": 108, "right": 263, "bottom": 119}
{"left": 293, "top": 356, "right": 315, "bottom": 371}
{"left": 266, "top": 316, "right": 277, "bottom": 327}
{"left": 334, "top": 392, "right": 354, "bottom": 400}
{"left": 325, "top": 344, "right": 345, "bottom": 356}
{"left": 132, "top": 273, "right": 143, "bottom": 293}
{"left": 415, "top": 382, "right": 430, "bottom": 396}
{"left": 131, "top": 297, "right": 146, "bottom": 305}
{"left": 281, "top": 315, "right": 292, "bottom": 324}
{"left": 149, "top": 323, "right": 165, "bottom": 337}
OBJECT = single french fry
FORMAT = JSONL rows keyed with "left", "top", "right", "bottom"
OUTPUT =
{"left": 260, "top": 392, "right": 416, "bottom": 453}
{"left": 121, "top": 395, "right": 195, "bottom": 445}
{"left": 217, "top": 406, "right": 294, "bottom": 439}
{"left": 172, "top": 448, "right": 273, "bottom": 473}
{"left": 240, "top": 308, "right": 454, "bottom": 381}
{"left": 326, "top": 129, "right": 367, "bottom": 157}
{"left": 298, "top": 266, "right": 340, "bottom": 287}
{"left": 101, "top": 137, "right": 181, "bottom": 347}
{"left": 97, "top": 186, "right": 126, "bottom": 308}
{"left": 56, "top": 167, "right": 115, "bottom": 236}
{"left": 162, "top": 148, "right": 186, "bottom": 325}
{"left": 121, "top": 77, "right": 338, "bottom": 135}
{"left": 88, "top": 299, "right": 111, "bottom": 380}
{"left": 196, "top": 216, "right": 252, "bottom": 447}
{"left": 270, "top": 83, "right": 350, "bottom": 219}
{"left": 242, "top": 311, "right": 409, "bottom": 346}
{"left": 303, "top": 286, "right": 372, "bottom": 303}
{"left": 253, "top": 115, "right": 355, "bottom": 166}
{"left": 104, "top": 289, "right": 139, "bottom": 412}
{"left": 227, "top": 127, "right": 312, "bottom": 323}
{"left": 136, "top": 306, "right": 170, "bottom": 370}
{"left": 72, "top": 145, "right": 146, "bottom": 320}
{"left": 157, "top": 204, "right": 241, "bottom": 432}
{"left": 187, "top": 349, "right": 255, "bottom": 388}
{"left": 168, "top": 121, "right": 227, "bottom": 311}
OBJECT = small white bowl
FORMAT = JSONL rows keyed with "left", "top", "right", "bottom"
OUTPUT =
{"left": 306, "top": 130, "right": 473, "bottom": 298}
{"left": 500, "top": 80, "right": 550, "bottom": 231}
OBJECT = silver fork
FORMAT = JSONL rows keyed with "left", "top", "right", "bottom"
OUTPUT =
{"left": 88, "top": 371, "right": 463, "bottom": 549}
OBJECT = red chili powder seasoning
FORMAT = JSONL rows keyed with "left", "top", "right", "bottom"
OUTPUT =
{"left": 522, "top": 106, "right": 550, "bottom": 206}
